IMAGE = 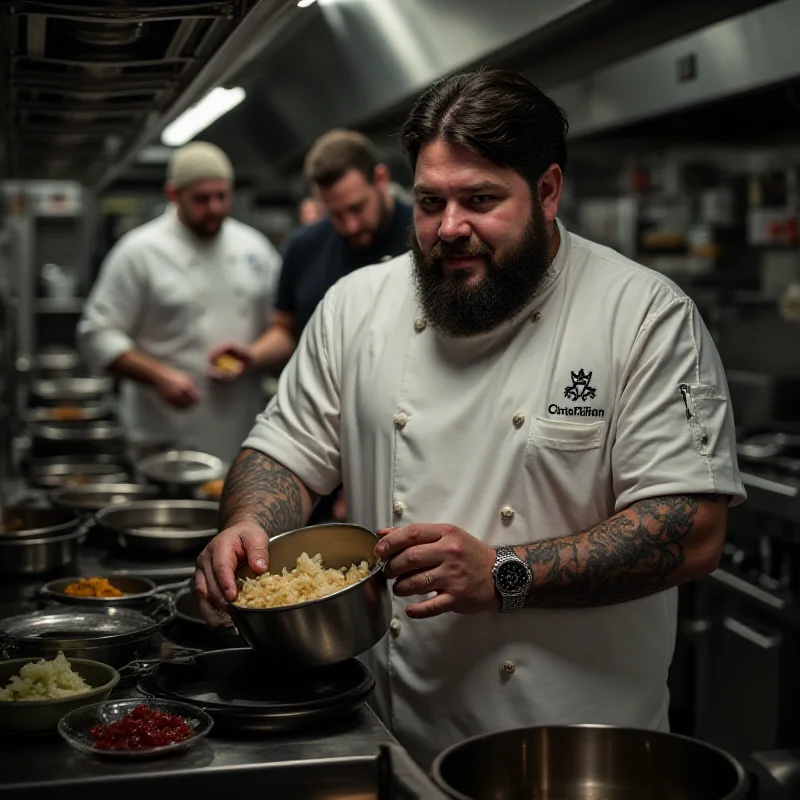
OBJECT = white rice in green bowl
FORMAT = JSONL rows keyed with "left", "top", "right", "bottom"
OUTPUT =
{"left": 0, "top": 652, "right": 92, "bottom": 701}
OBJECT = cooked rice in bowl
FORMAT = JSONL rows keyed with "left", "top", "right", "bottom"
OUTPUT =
{"left": 0, "top": 652, "right": 92, "bottom": 701}
{"left": 233, "top": 552, "right": 371, "bottom": 610}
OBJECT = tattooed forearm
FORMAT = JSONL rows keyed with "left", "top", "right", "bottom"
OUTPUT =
{"left": 515, "top": 494, "right": 723, "bottom": 608}
{"left": 220, "top": 448, "right": 307, "bottom": 535}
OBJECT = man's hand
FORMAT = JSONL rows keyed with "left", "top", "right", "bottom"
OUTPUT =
{"left": 375, "top": 523, "right": 498, "bottom": 619}
{"left": 194, "top": 521, "right": 269, "bottom": 625}
{"left": 154, "top": 367, "right": 200, "bottom": 409}
{"left": 208, "top": 343, "right": 252, "bottom": 382}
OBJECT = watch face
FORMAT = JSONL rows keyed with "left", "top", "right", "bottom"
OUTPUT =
{"left": 497, "top": 560, "right": 530, "bottom": 595}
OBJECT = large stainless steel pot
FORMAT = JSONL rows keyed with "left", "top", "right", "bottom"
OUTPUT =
{"left": 432, "top": 725, "right": 748, "bottom": 800}
{"left": 30, "top": 420, "right": 125, "bottom": 457}
{"left": 0, "top": 596, "right": 176, "bottom": 667}
{"left": 226, "top": 523, "right": 391, "bottom": 668}
{"left": 30, "top": 377, "right": 113, "bottom": 407}
{"left": 95, "top": 499, "right": 219, "bottom": 555}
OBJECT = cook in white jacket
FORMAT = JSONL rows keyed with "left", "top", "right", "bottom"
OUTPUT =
{"left": 194, "top": 71, "right": 745, "bottom": 767}
{"left": 78, "top": 142, "right": 281, "bottom": 464}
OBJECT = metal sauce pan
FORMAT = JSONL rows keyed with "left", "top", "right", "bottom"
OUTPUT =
{"left": 132, "top": 648, "right": 375, "bottom": 734}
{"left": 0, "top": 596, "right": 176, "bottom": 667}
{"left": 49, "top": 483, "right": 160, "bottom": 514}
{"left": 95, "top": 500, "right": 219, "bottom": 556}
{"left": 0, "top": 506, "right": 81, "bottom": 539}
{"left": 39, "top": 575, "right": 190, "bottom": 607}
{"left": 26, "top": 461, "right": 131, "bottom": 490}
{"left": 0, "top": 527, "right": 87, "bottom": 577}
{"left": 30, "top": 377, "right": 113, "bottom": 406}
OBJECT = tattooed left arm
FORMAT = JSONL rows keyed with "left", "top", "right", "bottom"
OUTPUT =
{"left": 515, "top": 494, "right": 727, "bottom": 608}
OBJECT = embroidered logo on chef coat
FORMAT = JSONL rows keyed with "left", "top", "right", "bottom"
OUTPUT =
{"left": 549, "top": 369, "right": 605, "bottom": 417}
{"left": 564, "top": 369, "right": 596, "bottom": 402}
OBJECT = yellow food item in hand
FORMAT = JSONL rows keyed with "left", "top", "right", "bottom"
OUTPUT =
{"left": 63, "top": 577, "right": 123, "bottom": 598}
{"left": 214, "top": 355, "right": 242, "bottom": 373}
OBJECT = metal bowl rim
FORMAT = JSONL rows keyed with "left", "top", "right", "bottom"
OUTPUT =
{"left": 137, "top": 450, "right": 228, "bottom": 486}
{"left": 94, "top": 499, "right": 220, "bottom": 537}
{"left": 227, "top": 523, "right": 386, "bottom": 615}
{"left": 0, "top": 657, "right": 120, "bottom": 707}
{"left": 430, "top": 723, "right": 748, "bottom": 800}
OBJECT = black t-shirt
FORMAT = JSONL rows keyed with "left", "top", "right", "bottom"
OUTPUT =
{"left": 276, "top": 201, "right": 413, "bottom": 338}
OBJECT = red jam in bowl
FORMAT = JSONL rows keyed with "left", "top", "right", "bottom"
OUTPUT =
{"left": 89, "top": 704, "right": 194, "bottom": 750}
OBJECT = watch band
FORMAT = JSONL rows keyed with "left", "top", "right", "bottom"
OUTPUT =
{"left": 493, "top": 546, "right": 530, "bottom": 613}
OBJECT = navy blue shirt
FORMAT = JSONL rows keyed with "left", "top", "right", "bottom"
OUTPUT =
{"left": 276, "top": 201, "right": 413, "bottom": 338}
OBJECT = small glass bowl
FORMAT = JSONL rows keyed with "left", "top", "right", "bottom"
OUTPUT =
{"left": 58, "top": 698, "right": 213, "bottom": 759}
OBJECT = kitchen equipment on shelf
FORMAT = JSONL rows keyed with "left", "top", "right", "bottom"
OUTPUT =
{"left": 226, "top": 523, "right": 390, "bottom": 668}
{"left": 38, "top": 574, "right": 190, "bottom": 607}
{"left": 0, "top": 657, "right": 120, "bottom": 734}
{"left": 130, "top": 647, "right": 375, "bottom": 735}
{"left": 432, "top": 724, "right": 748, "bottom": 800}
{"left": 58, "top": 698, "right": 213, "bottom": 758}
{"left": 29, "top": 420, "right": 125, "bottom": 457}
{"left": 0, "top": 596, "right": 176, "bottom": 667}
{"left": 94, "top": 500, "right": 219, "bottom": 555}
{"left": 137, "top": 450, "right": 227, "bottom": 497}
{"left": 30, "top": 377, "right": 113, "bottom": 407}
{"left": 49, "top": 483, "right": 160, "bottom": 515}
{"left": 0, "top": 507, "right": 86, "bottom": 576}
{"left": 32, "top": 346, "right": 81, "bottom": 379}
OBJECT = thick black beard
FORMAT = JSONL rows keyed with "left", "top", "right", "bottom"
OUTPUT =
{"left": 410, "top": 205, "right": 552, "bottom": 337}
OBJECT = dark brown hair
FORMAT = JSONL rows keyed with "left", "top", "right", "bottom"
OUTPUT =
{"left": 401, "top": 69, "right": 568, "bottom": 188}
{"left": 303, "top": 129, "right": 379, "bottom": 188}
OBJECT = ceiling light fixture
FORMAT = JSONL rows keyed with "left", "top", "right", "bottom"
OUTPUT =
{"left": 161, "top": 86, "right": 246, "bottom": 147}
{"left": 297, "top": 0, "right": 317, "bottom": 7}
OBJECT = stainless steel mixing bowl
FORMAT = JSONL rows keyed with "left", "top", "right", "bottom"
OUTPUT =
{"left": 226, "top": 523, "right": 391, "bottom": 668}
{"left": 432, "top": 724, "right": 748, "bottom": 800}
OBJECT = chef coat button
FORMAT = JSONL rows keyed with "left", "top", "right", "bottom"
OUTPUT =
{"left": 413, "top": 318, "right": 427, "bottom": 333}
{"left": 501, "top": 660, "right": 516, "bottom": 675}
{"left": 500, "top": 506, "right": 515, "bottom": 522}
{"left": 380, "top": 255, "right": 393, "bottom": 263}
{"left": 390, "top": 618, "right": 402, "bottom": 636}
{"left": 393, "top": 412, "right": 408, "bottom": 430}
{"left": 393, "top": 501, "right": 405, "bottom": 518}
{"left": 530, "top": 310, "right": 542, "bottom": 323}
{"left": 512, "top": 412, "right": 525, "bottom": 428}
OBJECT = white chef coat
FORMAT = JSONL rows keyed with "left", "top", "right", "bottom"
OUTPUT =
{"left": 78, "top": 208, "right": 281, "bottom": 464}
{"left": 243, "top": 221, "right": 746, "bottom": 768}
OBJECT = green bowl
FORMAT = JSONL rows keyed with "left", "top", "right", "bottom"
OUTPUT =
{"left": 0, "top": 657, "right": 120, "bottom": 734}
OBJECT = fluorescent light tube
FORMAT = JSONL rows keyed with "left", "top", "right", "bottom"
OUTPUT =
{"left": 161, "top": 87, "right": 246, "bottom": 147}
{"left": 297, "top": 0, "right": 317, "bottom": 7}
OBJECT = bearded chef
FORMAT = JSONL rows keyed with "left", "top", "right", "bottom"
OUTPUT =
{"left": 194, "top": 70, "right": 745, "bottom": 767}
{"left": 78, "top": 142, "right": 281, "bottom": 464}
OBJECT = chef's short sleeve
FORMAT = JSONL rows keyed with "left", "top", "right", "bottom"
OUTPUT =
{"left": 612, "top": 295, "right": 746, "bottom": 511}
{"left": 243, "top": 283, "right": 342, "bottom": 496}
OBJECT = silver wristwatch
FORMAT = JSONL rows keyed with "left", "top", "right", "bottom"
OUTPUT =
{"left": 492, "top": 546, "right": 532, "bottom": 612}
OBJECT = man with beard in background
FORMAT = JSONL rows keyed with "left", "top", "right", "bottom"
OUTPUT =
{"left": 79, "top": 142, "right": 281, "bottom": 463}
{"left": 195, "top": 70, "right": 744, "bottom": 767}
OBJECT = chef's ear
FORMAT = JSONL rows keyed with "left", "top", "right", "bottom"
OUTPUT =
{"left": 537, "top": 163, "right": 563, "bottom": 224}
{"left": 164, "top": 181, "right": 180, "bottom": 205}
{"left": 372, "top": 164, "right": 391, "bottom": 191}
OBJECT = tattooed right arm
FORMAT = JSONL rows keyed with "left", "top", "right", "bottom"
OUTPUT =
{"left": 220, "top": 448, "right": 317, "bottom": 536}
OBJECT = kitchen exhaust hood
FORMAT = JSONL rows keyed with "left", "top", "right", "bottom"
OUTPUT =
{"left": 549, "top": 0, "right": 800, "bottom": 139}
